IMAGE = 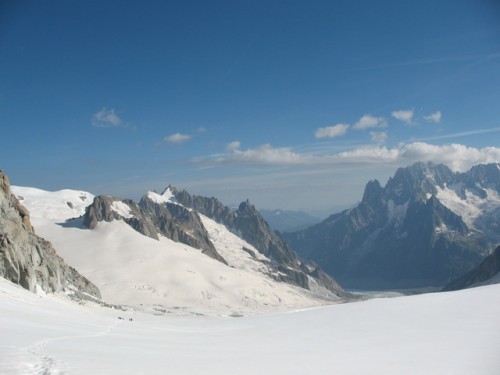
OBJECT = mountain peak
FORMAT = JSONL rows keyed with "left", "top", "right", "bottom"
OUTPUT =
{"left": 285, "top": 161, "right": 498, "bottom": 290}
{"left": 238, "top": 199, "right": 256, "bottom": 213}
{"left": 385, "top": 162, "right": 454, "bottom": 204}
{"left": 466, "top": 163, "right": 500, "bottom": 190}
{"left": 161, "top": 185, "right": 178, "bottom": 198}
{"left": 362, "top": 179, "right": 383, "bottom": 203}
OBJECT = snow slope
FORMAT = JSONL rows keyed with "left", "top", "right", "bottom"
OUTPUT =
{"left": 200, "top": 214, "right": 285, "bottom": 276}
{"left": 436, "top": 185, "right": 500, "bottom": 229}
{"left": 10, "top": 186, "right": 329, "bottom": 315}
{"left": 1, "top": 278, "right": 499, "bottom": 374}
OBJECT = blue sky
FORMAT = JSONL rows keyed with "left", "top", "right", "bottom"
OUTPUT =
{"left": 1, "top": 0, "right": 500, "bottom": 213}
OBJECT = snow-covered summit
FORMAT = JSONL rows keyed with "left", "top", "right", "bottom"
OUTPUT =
{"left": 12, "top": 186, "right": 94, "bottom": 222}
{"left": 146, "top": 186, "right": 177, "bottom": 205}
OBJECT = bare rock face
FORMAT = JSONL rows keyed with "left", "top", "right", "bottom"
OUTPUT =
{"left": 0, "top": 170, "right": 101, "bottom": 298}
{"left": 83, "top": 196, "right": 159, "bottom": 240}
{"left": 139, "top": 193, "right": 227, "bottom": 264}
{"left": 83, "top": 193, "right": 227, "bottom": 264}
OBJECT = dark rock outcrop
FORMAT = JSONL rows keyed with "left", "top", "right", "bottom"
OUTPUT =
{"left": 138, "top": 192, "right": 226, "bottom": 264}
{"left": 0, "top": 170, "right": 101, "bottom": 298}
{"left": 83, "top": 192, "right": 227, "bottom": 264}
{"left": 83, "top": 195, "right": 159, "bottom": 240}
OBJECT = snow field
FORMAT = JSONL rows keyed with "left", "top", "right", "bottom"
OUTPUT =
{"left": 34, "top": 218, "right": 326, "bottom": 315}
{"left": 436, "top": 185, "right": 500, "bottom": 229}
{"left": 1, "top": 278, "right": 499, "bottom": 374}
{"left": 12, "top": 186, "right": 94, "bottom": 221}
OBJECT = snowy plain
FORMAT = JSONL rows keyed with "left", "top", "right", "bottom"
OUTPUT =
{"left": 2, "top": 185, "right": 499, "bottom": 374}
{"left": 1, "top": 278, "right": 500, "bottom": 374}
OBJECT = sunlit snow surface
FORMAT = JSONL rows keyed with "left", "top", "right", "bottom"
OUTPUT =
{"left": 12, "top": 186, "right": 94, "bottom": 221}
{"left": 145, "top": 190, "right": 175, "bottom": 205}
{"left": 110, "top": 201, "right": 133, "bottom": 219}
{"left": 1, "top": 278, "right": 499, "bottom": 374}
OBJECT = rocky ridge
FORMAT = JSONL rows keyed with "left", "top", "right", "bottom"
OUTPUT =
{"left": 82, "top": 185, "right": 345, "bottom": 296}
{"left": 82, "top": 193, "right": 227, "bottom": 263}
{"left": 171, "top": 187, "right": 344, "bottom": 294}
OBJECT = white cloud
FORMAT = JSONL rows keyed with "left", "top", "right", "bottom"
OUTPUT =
{"left": 336, "top": 142, "right": 500, "bottom": 172}
{"left": 391, "top": 109, "right": 414, "bottom": 125}
{"left": 197, "top": 127, "right": 207, "bottom": 133}
{"left": 370, "top": 131, "right": 387, "bottom": 144}
{"left": 424, "top": 111, "right": 442, "bottom": 123}
{"left": 353, "top": 114, "right": 387, "bottom": 130}
{"left": 314, "top": 124, "right": 350, "bottom": 138}
{"left": 92, "top": 108, "right": 123, "bottom": 128}
{"left": 225, "top": 141, "right": 241, "bottom": 151}
{"left": 223, "top": 144, "right": 314, "bottom": 165}
{"left": 195, "top": 141, "right": 500, "bottom": 172}
{"left": 164, "top": 133, "right": 191, "bottom": 143}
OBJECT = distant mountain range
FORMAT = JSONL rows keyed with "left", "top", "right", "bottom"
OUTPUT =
{"left": 284, "top": 162, "right": 500, "bottom": 290}
{"left": 260, "top": 209, "right": 322, "bottom": 232}
{"left": 2, "top": 161, "right": 500, "bottom": 308}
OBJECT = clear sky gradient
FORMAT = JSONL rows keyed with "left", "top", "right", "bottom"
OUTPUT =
{"left": 1, "top": 0, "right": 500, "bottom": 213}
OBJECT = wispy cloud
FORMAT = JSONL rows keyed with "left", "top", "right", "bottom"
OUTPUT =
{"left": 195, "top": 141, "right": 500, "bottom": 172}
{"left": 353, "top": 114, "right": 387, "bottom": 130}
{"left": 92, "top": 108, "right": 123, "bottom": 128}
{"left": 424, "top": 111, "right": 442, "bottom": 123}
{"left": 218, "top": 144, "right": 314, "bottom": 165}
{"left": 164, "top": 133, "right": 192, "bottom": 144}
{"left": 314, "top": 124, "right": 350, "bottom": 138}
{"left": 225, "top": 141, "right": 241, "bottom": 152}
{"left": 413, "top": 127, "right": 500, "bottom": 142}
{"left": 391, "top": 109, "right": 414, "bottom": 125}
{"left": 370, "top": 131, "right": 387, "bottom": 144}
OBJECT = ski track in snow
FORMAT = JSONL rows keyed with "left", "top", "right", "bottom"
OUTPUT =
{"left": 1, "top": 319, "right": 123, "bottom": 374}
